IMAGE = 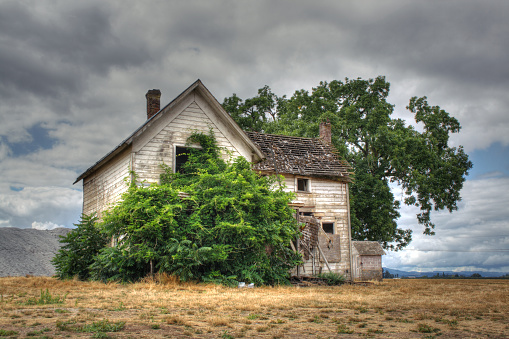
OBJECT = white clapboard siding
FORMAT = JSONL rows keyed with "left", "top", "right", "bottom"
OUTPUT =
{"left": 133, "top": 101, "right": 242, "bottom": 184}
{"left": 82, "top": 147, "right": 131, "bottom": 218}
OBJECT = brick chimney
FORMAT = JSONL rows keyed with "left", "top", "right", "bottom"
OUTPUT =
{"left": 146, "top": 89, "right": 161, "bottom": 120}
{"left": 319, "top": 120, "right": 331, "bottom": 143}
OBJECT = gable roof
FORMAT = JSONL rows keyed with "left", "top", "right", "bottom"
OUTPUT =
{"left": 246, "top": 131, "right": 352, "bottom": 181}
{"left": 74, "top": 80, "right": 264, "bottom": 184}
{"left": 352, "top": 241, "right": 385, "bottom": 256}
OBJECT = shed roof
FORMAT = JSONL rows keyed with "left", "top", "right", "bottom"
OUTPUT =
{"left": 352, "top": 241, "right": 386, "bottom": 256}
{"left": 246, "top": 131, "right": 352, "bottom": 181}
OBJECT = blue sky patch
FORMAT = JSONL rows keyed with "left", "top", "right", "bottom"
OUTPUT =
{"left": 467, "top": 142, "right": 509, "bottom": 179}
{"left": 9, "top": 124, "right": 57, "bottom": 156}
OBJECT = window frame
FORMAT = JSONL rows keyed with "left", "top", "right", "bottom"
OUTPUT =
{"left": 173, "top": 144, "right": 202, "bottom": 174}
{"left": 296, "top": 177, "right": 311, "bottom": 193}
{"left": 322, "top": 222, "right": 335, "bottom": 234}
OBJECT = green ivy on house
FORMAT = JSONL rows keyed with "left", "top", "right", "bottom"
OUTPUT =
{"left": 55, "top": 131, "right": 301, "bottom": 285}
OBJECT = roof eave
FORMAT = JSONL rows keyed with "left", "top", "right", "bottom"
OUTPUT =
{"left": 194, "top": 83, "right": 265, "bottom": 161}
{"left": 73, "top": 142, "right": 131, "bottom": 184}
{"left": 74, "top": 79, "right": 265, "bottom": 184}
{"left": 73, "top": 80, "right": 205, "bottom": 185}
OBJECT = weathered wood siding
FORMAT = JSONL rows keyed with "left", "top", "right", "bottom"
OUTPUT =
{"left": 281, "top": 174, "right": 352, "bottom": 279}
{"left": 132, "top": 97, "right": 248, "bottom": 184}
{"left": 282, "top": 175, "right": 349, "bottom": 226}
{"left": 80, "top": 89, "right": 259, "bottom": 220}
{"left": 353, "top": 255, "right": 383, "bottom": 281}
{"left": 82, "top": 146, "right": 131, "bottom": 218}
{"left": 318, "top": 234, "right": 342, "bottom": 262}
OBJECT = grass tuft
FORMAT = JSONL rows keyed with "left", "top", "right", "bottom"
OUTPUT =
{"left": 56, "top": 318, "right": 125, "bottom": 333}
{"left": 221, "top": 330, "right": 234, "bottom": 339}
{"left": 0, "top": 329, "right": 18, "bottom": 336}
{"left": 315, "top": 272, "right": 345, "bottom": 285}
{"left": 23, "top": 289, "right": 66, "bottom": 305}
{"left": 417, "top": 323, "right": 441, "bottom": 334}
{"left": 81, "top": 319, "right": 125, "bottom": 333}
{"left": 337, "top": 324, "right": 354, "bottom": 334}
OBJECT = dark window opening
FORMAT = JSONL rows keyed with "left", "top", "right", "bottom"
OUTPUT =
{"left": 322, "top": 222, "right": 334, "bottom": 234}
{"left": 175, "top": 146, "right": 190, "bottom": 173}
{"left": 297, "top": 178, "right": 309, "bottom": 192}
{"left": 301, "top": 212, "right": 314, "bottom": 216}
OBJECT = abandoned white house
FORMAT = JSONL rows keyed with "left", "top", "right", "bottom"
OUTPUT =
{"left": 74, "top": 80, "right": 359, "bottom": 280}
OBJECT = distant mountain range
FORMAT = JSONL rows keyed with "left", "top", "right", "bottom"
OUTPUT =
{"left": 383, "top": 267, "right": 508, "bottom": 278}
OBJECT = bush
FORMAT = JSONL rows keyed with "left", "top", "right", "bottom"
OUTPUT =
{"left": 52, "top": 214, "right": 109, "bottom": 280}
{"left": 85, "top": 131, "right": 301, "bottom": 285}
{"left": 316, "top": 272, "right": 345, "bottom": 285}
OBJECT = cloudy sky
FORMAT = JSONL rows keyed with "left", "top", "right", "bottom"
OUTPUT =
{"left": 1, "top": 0, "right": 508, "bottom": 273}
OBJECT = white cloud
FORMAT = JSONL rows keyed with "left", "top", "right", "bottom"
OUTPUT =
{"left": 32, "top": 221, "right": 64, "bottom": 230}
{"left": 384, "top": 177, "right": 509, "bottom": 272}
{"left": 0, "top": 187, "right": 82, "bottom": 229}
{"left": 0, "top": 157, "right": 78, "bottom": 191}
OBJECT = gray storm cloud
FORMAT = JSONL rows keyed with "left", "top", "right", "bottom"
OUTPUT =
{"left": 0, "top": 0, "right": 507, "bottom": 272}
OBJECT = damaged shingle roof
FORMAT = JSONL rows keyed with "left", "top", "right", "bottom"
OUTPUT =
{"left": 246, "top": 131, "right": 352, "bottom": 181}
{"left": 353, "top": 241, "right": 386, "bottom": 256}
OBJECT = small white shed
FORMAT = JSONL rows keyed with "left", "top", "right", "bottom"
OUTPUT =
{"left": 352, "top": 241, "right": 385, "bottom": 281}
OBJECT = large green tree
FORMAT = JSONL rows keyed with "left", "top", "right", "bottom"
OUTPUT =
{"left": 223, "top": 76, "right": 472, "bottom": 250}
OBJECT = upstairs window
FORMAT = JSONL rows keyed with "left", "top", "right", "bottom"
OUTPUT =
{"left": 297, "top": 178, "right": 310, "bottom": 192}
{"left": 175, "top": 146, "right": 190, "bottom": 173}
{"left": 322, "top": 222, "right": 334, "bottom": 234}
{"left": 175, "top": 146, "right": 204, "bottom": 173}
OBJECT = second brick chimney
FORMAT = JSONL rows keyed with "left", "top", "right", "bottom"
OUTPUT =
{"left": 146, "top": 89, "right": 161, "bottom": 120}
{"left": 319, "top": 120, "right": 332, "bottom": 144}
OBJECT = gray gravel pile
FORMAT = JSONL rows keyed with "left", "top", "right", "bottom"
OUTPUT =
{"left": 0, "top": 227, "right": 72, "bottom": 277}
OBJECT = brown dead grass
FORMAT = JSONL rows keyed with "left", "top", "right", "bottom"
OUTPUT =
{"left": 0, "top": 276, "right": 507, "bottom": 338}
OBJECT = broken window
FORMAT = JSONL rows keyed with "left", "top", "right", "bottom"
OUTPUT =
{"left": 322, "top": 222, "right": 334, "bottom": 234}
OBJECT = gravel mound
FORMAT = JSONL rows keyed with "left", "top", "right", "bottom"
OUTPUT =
{"left": 0, "top": 227, "right": 72, "bottom": 277}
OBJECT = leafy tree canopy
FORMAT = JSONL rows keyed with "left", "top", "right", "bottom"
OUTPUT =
{"left": 223, "top": 76, "right": 472, "bottom": 250}
{"left": 55, "top": 131, "right": 301, "bottom": 285}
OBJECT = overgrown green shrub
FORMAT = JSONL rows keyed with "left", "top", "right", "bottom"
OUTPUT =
{"left": 84, "top": 131, "right": 301, "bottom": 285}
{"left": 52, "top": 214, "right": 109, "bottom": 280}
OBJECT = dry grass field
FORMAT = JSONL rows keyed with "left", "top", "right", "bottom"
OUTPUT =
{"left": 0, "top": 276, "right": 507, "bottom": 338}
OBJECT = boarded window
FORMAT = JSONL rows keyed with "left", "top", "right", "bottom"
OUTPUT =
{"left": 322, "top": 222, "right": 334, "bottom": 234}
{"left": 297, "top": 178, "right": 309, "bottom": 192}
